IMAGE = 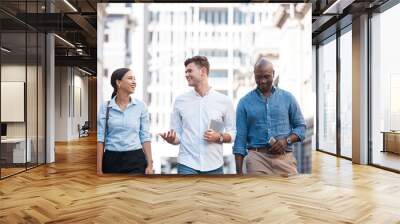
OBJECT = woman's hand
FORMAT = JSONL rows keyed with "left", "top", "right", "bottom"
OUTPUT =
{"left": 141, "top": 142, "right": 153, "bottom": 175}
{"left": 97, "top": 169, "right": 103, "bottom": 176}
{"left": 97, "top": 142, "right": 105, "bottom": 176}
{"left": 145, "top": 165, "right": 154, "bottom": 174}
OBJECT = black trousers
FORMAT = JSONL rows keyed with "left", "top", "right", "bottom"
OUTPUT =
{"left": 102, "top": 149, "right": 147, "bottom": 174}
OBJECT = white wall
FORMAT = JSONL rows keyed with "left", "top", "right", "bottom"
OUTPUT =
{"left": 55, "top": 67, "right": 68, "bottom": 141}
{"left": 72, "top": 73, "right": 89, "bottom": 138}
{"left": 54, "top": 67, "right": 89, "bottom": 141}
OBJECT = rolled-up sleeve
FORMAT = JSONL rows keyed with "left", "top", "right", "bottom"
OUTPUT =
{"left": 97, "top": 103, "right": 106, "bottom": 142}
{"left": 289, "top": 94, "right": 306, "bottom": 141}
{"left": 224, "top": 99, "right": 236, "bottom": 143}
{"left": 232, "top": 99, "right": 248, "bottom": 157}
{"left": 139, "top": 104, "right": 152, "bottom": 144}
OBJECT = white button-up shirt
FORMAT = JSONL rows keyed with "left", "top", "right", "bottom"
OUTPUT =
{"left": 170, "top": 88, "right": 236, "bottom": 171}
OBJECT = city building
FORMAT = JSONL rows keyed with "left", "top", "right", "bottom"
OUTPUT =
{"left": 99, "top": 3, "right": 312, "bottom": 173}
{"left": 0, "top": 0, "right": 97, "bottom": 178}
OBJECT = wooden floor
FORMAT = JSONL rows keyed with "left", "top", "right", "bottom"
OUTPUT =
{"left": 0, "top": 167, "right": 26, "bottom": 178}
{"left": 1, "top": 136, "right": 400, "bottom": 223}
{"left": 372, "top": 151, "right": 400, "bottom": 171}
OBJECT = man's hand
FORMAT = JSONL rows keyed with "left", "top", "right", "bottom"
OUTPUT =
{"left": 159, "top": 130, "right": 177, "bottom": 144}
{"left": 203, "top": 129, "right": 221, "bottom": 143}
{"left": 235, "top": 154, "right": 244, "bottom": 174}
{"left": 269, "top": 139, "right": 287, "bottom": 155}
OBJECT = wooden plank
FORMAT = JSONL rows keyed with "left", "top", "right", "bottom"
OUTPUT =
{"left": 0, "top": 135, "right": 399, "bottom": 223}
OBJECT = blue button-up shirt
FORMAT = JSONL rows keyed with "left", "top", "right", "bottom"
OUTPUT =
{"left": 233, "top": 87, "right": 306, "bottom": 157}
{"left": 97, "top": 97, "right": 151, "bottom": 151}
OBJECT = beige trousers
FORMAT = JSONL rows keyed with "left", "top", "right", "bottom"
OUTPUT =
{"left": 245, "top": 150, "right": 298, "bottom": 175}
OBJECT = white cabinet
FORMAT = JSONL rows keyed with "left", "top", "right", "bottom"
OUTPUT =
{"left": 1, "top": 138, "right": 31, "bottom": 163}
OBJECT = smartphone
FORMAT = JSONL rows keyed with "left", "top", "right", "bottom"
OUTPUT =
{"left": 269, "top": 136, "right": 276, "bottom": 145}
{"left": 208, "top": 119, "right": 224, "bottom": 133}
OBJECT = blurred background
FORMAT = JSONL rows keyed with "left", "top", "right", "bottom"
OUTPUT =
{"left": 97, "top": 3, "right": 313, "bottom": 174}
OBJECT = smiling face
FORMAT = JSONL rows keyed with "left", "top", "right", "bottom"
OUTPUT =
{"left": 185, "top": 62, "right": 205, "bottom": 87}
{"left": 254, "top": 61, "right": 274, "bottom": 93}
{"left": 117, "top": 70, "right": 136, "bottom": 94}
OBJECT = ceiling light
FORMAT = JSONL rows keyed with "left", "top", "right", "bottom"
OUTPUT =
{"left": 63, "top": 0, "right": 78, "bottom": 12}
{"left": 78, "top": 67, "right": 92, "bottom": 76}
{"left": 54, "top": 34, "right": 75, "bottom": 48}
{"left": 323, "top": 0, "right": 355, "bottom": 15}
{"left": 323, "top": 0, "right": 341, "bottom": 14}
{"left": 1, "top": 47, "right": 11, "bottom": 53}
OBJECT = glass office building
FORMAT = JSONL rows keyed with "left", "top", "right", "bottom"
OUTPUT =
{"left": 0, "top": 1, "right": 46, "bottom": 178}
{"left": 314, "top": 0, "right": 400, "bottom": 172}
{"left": 0, "top": 0, "right": 97, "bottom": 179}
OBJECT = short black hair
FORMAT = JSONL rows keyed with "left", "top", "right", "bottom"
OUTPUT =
{"left": 184, "top": 56, "right": 210, "bottom": 74}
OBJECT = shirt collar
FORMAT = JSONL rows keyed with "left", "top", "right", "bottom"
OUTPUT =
{"left": 109, "top": 96, "right": 136, "bottom": 110}
{"left": 255, "top": 85, "right": 276, "bottom": 98}
{"left": 193, "top": 86, "right": 213, "bottom": 97}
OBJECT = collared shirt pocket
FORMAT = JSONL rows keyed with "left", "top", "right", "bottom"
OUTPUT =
{"left": 247, "top": 105, "right": 265, "bottom": 126}
{"left": 269, "top": 104, "right": 290, "bottom": 136}
{"left": 270, "top": 103, "right": 289, "bottom": 122}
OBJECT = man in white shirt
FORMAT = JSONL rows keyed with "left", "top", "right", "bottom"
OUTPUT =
{"left": 160, "top": 56, "right": 236, "bottom": 174}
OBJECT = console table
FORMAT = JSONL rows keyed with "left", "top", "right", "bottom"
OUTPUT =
{"left": 0, "top": 138, "right": 32, "bottom": 164}
{"left": 381, "top": 131, "right": 400, "bottom": 154}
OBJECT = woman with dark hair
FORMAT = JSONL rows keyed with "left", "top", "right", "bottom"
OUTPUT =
{"left": 97, "top": 68, "right": 153, "bottom": 175}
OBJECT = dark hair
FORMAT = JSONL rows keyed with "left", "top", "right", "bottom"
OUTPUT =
{"left": 110, "top": 68, "right": 130, "bottom": 99}
{"left": 184, "top": 56, "right": 210, "bottom": 75}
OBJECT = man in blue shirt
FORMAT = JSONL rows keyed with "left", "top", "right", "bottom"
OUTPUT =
{"left": 233, "top": 58, "right": 306, "bottom": 175}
